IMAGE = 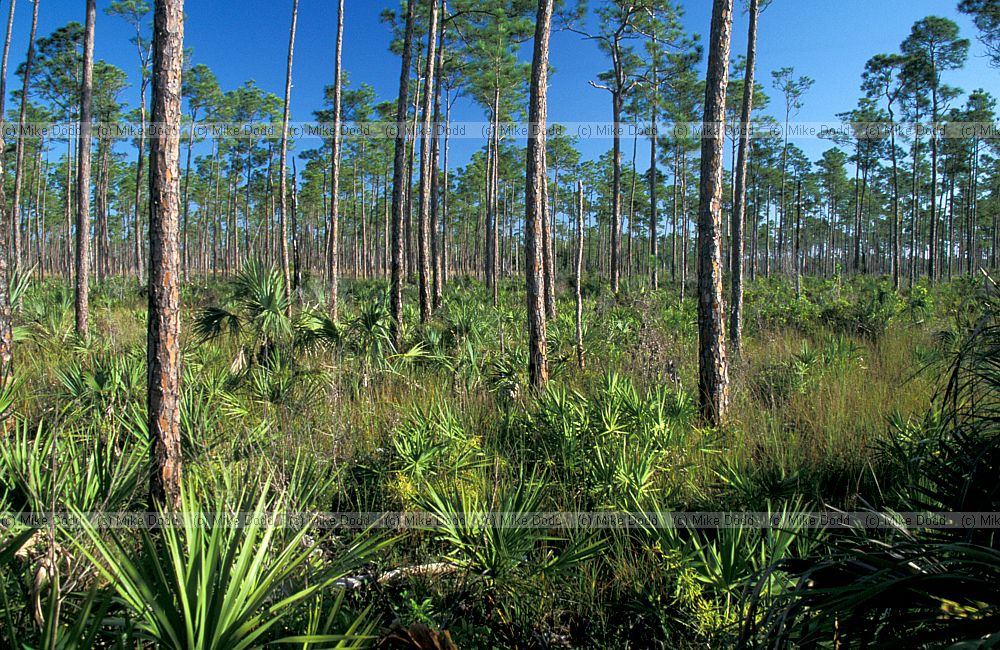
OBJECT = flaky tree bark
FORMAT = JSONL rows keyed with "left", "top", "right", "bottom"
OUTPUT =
{"left": 278, "top": 0, "right": 299, "bottom": 316}
{"left": 417, "top": 0, "right": 439, "bottom": 323}
{"left": 728, "top": 0, "right": 759, "bottom": 358}
{"left": 148, "top": 0, "right": 185, "bottom": 510}
{"left": 525, "top": 0, "right": 554, "bottom": 388}
{"left": 697, "top": 0, "right": 733, "bottom": 426}
{"left": 75, "top": 0, "right": 96, "bottom": 338}
{"left": 328, "top": 0, "right": 344, "bottom": 322}
{"left": 390, "top": 0, "right": 417, "bottom": 349}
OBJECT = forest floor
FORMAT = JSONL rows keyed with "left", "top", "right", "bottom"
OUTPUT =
{"left": 0, "top": 270, "right": 990, "bottom": 648}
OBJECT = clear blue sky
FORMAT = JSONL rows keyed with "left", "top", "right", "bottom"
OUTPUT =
{"left": 8, "top": 0, "right": 998, "bottom": 168}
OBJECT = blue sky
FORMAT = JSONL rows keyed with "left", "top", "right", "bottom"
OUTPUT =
{"left": 8, "top": 0, "right": 999, "bottom": 169}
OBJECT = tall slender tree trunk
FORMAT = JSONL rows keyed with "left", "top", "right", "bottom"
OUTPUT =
{"left": 289, "top": 161, "right": 300, "bottom": 291}
{"left": 681, "top": 156, "right": 688, "bottom": 300}
{"left": 278, "top": 0, "right": 298, "bottom": 315}
{"left": 575, "top": 180, "right": 585, "bottom": 369}
{"left": 485, "top": 121, "right": 495, "bottom": 290}
{"left": 430, "top": 7, "right": 445, "bottom": 310}
{"left": 928, "top": 86, "right": 939, "bottom": 284}
{"left": 442, "top": 88, "right": 451, "bottom": 287}
{"left": 889, "top": 102, "right": 901, "bottom": 290}
{"left": 34, "top": 144, "right": 46, "bottom": 279}
{"left": 181, "top": 109, "right": 196, "bottom": 281}
{"left": 764, "top": 185, "right": 771, "bottom": 276}
{"left": 610, "top": 90, "right": 622, "bottom": 294}
{"left": 542, "top": 163, "right": 556, "bottom": 318}
{"left": 649, "top": 64, "right": 659, "bottom": 290}
{"left": 795, "top": 179, "right": 802, "bottom": 299}
{"left": 728, "top": 0, "right": 759, "bottom": 357}
{"left": 778, "top": 111, "right": 790, "bottom": 271}
{"left": 697, "top": 0, "right": 733, "bottom": 426}
{"left": 909, "top": 120, "right": 920, "bottom": 287}
{"left": 406, "top": 72, "right": 422, "bottom": 282}
{"left": 64, "top": 138, "right": 72, "bottom": 278}
{"left": 0, "top": 0, "right": 14, "bottom": 385}
{"left": 525, "top": 0, "right": 553, "bottom": 388}
{"left": 417, "top": 0, "right": 439, "bottom": 323}
{"left": 968, "top": 138, "right": 979, "bottom": 273}
{"left": 148, "top": 0, "right": 185, "bottom": 510}
{"left": 132, "top": 77, "right": 151, "bottom": 280}
{"left": 390, "top": 0, "right": 416, "bottom": 349}
{"left": 328, "top": 0, "right": 344, "bottom": 321}
{"left": 75, "top": 0, "right": 96, "bottom": 338}
{"left": 627, "top": 129, "right": 637, "bottom": 279}
{"left": 12, "top": 0, "right": 40, "bottom": 273}
{"left": 947, "top": 175, "right": 955, "bottom": 280}
{"left": 671, "top": 141, "right": 678, "bottom": 283}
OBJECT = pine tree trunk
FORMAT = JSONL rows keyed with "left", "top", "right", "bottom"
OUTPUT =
{"left": 148, "top": 0, "right": 185, "bottom": 510}
{"left": 909, "top": 124, "right": 920, "bottom": 287}
{"left": 11, "top": 0, "right": 39, "bottom": 273}
{"left": 929, "top": 87, "right": 939, "bottom": 284}
{"left": 889, "top": 102, "right": 901, "bottom": 290}
{"left": 764, "top": 185, "right": 771, "bottom": 277}
{"left": 543, "top": 164, "right": 557, "bottom": 319}
{"left": 947, "top": 176, "right": 955, "bottom": 281}
{"left": 649, "top": 65, "right": 659, "bottom": 290}
{"left": 406, "top": 72, "right": 421, "bottom": 283}
{"left": 610, "top": 90, "right": 622, "bottom": 294}
{"left": 329, "top": 0, "right": 345, "bottom": 321}
{"left": 681, "top": 157, "right": 688, "bottom": 300}
{"left": 795, "top": 180, "right": 802, "bottom": 299}
{"left": 968, "top": 139, "right": 978, "bottom": 273}
{"left": 485, "top": 124, "right": 495, "bottom": 290}
{"left": 182, "top": 109, "right": 197, "bottom": 281}
{"left": 778, "top": 113, "right": 789, "bottom": 271}
{"left": 75, "top": 0, "right": 96, "bottom": 338}
{"left": 0, "top": 0, "right": 13, "bottom": 271}
{"left": 390, "top": 0, "right": 417, "bottom": 349}
{"left": 525, "top": 0, "right": 553, "bottom": 388}
{"left": 627, "top": 129, "right": 637, "bottom": 279}
{"left": 417, "top": 0, "right": 439, "bottom": 323}
{"left": 0, "top": 0, "right": 14, "bottom": 386}
{"left": 671, "top": 141, "right": 678, "bottom": 283}
{"left": 430, "top": 8, "right": 445, "bottom": 310}
{"left": 696, "top": 0, "right": 733, "bottom": 426}
{"left": 728, "top": 0, "right": 758, "bottom": 357}
{"left": 442, "top": 90, "right": 451, "bottom": 287}
{"left": 278, "top": 0, "right": 298, "bottom": 315}
{"left": 576, "top": 180, "right": 585, "bottom": 369}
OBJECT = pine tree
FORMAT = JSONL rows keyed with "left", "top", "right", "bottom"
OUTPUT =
{"left": 148, "top": 0, "right": 185, "bottom": 509}
{"left": 697, "top": 0, "right": 733, "bottom": 426}
{"left": 525, "top": 0, "right": 554, "bottom": 388}
{"left": 278, "top": 0, "right": 299, "bottom": 315}
{"left": 390, "top": 0, "right": 417, "bottom": 349}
